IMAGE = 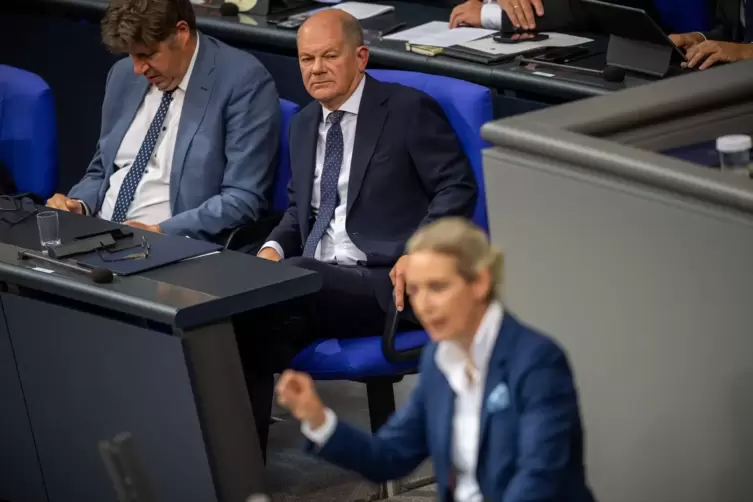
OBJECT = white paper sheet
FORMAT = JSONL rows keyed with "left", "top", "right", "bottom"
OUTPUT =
{"left": 384, "top": 21, "right": 449, "bottom": 41}
{"left": 384, "top": 21, "right": 495, "bottom": 48}
{"left": 458, "top": 32, "right": 593, "bottom": 55}
{"left": 331, "top": 2, "right": 395, "bottom": 19}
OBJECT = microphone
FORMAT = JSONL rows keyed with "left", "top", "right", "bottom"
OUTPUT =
{"left": 219, "top": 2, "right": 240, "bottom": 16}
{"left": 19, "top": 250, "right": 114, "bottom": 284}
{"left": 518, "top": 57, "right": 626, "bottom": 83}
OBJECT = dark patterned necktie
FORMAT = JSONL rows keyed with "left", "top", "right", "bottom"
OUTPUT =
{"left": 302, "top": 110, "right": 345, "bottom": 258}
{"left": 111, "top": 91, "right": 174, "bottom": 223}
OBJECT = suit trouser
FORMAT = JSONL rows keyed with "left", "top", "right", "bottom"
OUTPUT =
{"left": 233, "top": 257, "right": 392, "bottom": 456}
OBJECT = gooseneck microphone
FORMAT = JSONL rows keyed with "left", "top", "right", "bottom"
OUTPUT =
{"left": 19, "top": 250, "right": 114, "bottom": 284}
{"left": 518, "top": 57, "right": 627, "bottom": 83}
{"left": 219, "top": 2, "right": 240, "bottom": 16}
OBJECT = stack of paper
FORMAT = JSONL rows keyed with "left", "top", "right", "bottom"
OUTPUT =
{"left": 384, "top": 21, "right": 495, "bottom": 48}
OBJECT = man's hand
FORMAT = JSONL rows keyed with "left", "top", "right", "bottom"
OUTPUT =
{"left": 46, "top": 194, "right": 83, "bottom": 214}
{"left": 258, "top": 247, "right": 282, "bottom": 262}
{"left": 389, "top": 255, "right": 410, "bottom": 312}
{"left": 450, "top": 0, "right": 483, "bottom": 28}
{"left": 276, "top": 370, "right": 327, "bottom": 428}
{"left": 684, "top": 40, "right": 753, "bottom": 70}
{"left": 669, "top": 32, "right": 705, "bottom": 50}
{"left": 124, "top": 221, "right": 161, "bottom": 233}
{"left": 500, "top": 0, "right": 544, "bottom": 30}
{"left": 450, "top": 0, "right": 544, "bottom": 30}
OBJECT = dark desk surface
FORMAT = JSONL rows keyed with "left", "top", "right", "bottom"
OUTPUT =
{"left": 36, "top": 0, "right": 654, "bottom": 101}
{"left": 0, "top": 211, "right": 321, "bottom": 329}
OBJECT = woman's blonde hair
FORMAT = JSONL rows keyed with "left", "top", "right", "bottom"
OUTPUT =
{"left": 406, "top": 217, "right": 503, "bottom": 299}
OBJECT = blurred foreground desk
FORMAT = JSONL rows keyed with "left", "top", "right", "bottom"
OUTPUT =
{"left": 481, "top": 62, "right": 753, "bottom": 502}
{"left": 0, "top": 212, "right": 320, "bottom": 502}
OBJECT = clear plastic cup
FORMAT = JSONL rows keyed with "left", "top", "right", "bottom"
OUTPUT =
{"left": 36, "top": 211, "right": 61, "bottom": 253}
{"left": 716, "top": 134, "right": 752, "bottom": 175}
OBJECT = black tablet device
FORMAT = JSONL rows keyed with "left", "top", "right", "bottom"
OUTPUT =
{"left": 581, "top": 0, "right": 687, "bottom": 75}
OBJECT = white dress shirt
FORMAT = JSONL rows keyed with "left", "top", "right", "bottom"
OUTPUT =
{"left": 302, "top": 301, "right": 505, "bottom": 502}
{"left": 481, "top": 1, "right": 504, "bottom": 30}
{"left": 97, "top": 37, "right": 200, "bottom": 225}
{"left": 261, "top": 76, "right": 367, "bottom": 264}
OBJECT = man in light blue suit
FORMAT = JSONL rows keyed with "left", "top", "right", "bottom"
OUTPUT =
{"left": 46, "top": 0, "right": 280, "bottom": 242}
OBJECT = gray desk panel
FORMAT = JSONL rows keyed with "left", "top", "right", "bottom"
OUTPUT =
{"left": 0, "top": 211, "right": 322, "bottom": 328}
{"left": 5, "top": 293, "right": 216, "bottom": 502}
{"left": 0, "top": 299, "right": 48, "bottom": 502}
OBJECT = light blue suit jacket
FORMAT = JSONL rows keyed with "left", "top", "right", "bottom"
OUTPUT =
{"left": 68, "top": 33, "right": 280, "bottom": 241}
{"left": 310, "top": 313, "right": 596, "bottom": 502}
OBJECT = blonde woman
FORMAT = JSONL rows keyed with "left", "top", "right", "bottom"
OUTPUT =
{"left": 277, "top": 217, "right": 595, "bottom": 502}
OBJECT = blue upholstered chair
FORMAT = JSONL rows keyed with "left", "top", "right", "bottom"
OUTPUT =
{"left": 225, "top": 99, "right": 298, "bottom": 251}
{"left": 655, "top": 0, "right": 711, "bottom": 32}
{"left": 0, "top": 65, "right": 58, "bottom": 198}
{"left": 289, "top": 71, "right": 492, "bottom": 438}
{"left": 270, "top": 99, "right": 298, "bottom": 213}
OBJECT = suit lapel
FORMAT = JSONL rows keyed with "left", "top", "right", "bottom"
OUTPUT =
{"left": 294, "top": 104, "right": 320, "bottom": 241}
{"left": 478, "top": 315, "right": 517, "bottom": 459}
{"left": 347, "top": 76, "right": 388, "bottom": 213}
{"left": 102, "top": 78, "right": 149, "bottom": 188}
{"left": 170, "top": 33, "right": 215, "bottom": 212}
{"left": 432, "top": 368, "right": 456, "bottom": 483}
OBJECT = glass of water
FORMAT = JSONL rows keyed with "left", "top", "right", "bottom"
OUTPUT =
{"left": 37, "top": 211, "right": 61, "bottom": 253}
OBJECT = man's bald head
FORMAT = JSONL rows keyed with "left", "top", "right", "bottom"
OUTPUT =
{"left": 296, "top": 8, "right": 369, "bottom": 110}
{"left": 298, "top": 9, "right": 364, "bottom": 48}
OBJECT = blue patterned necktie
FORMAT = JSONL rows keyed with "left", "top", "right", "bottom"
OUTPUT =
{"left": 110, "top": 91, "right": 174, "bottom": 223}
{"left": 302, "top": 110, "right": 345, "bottom": 258}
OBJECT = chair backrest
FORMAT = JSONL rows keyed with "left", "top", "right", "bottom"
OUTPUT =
{"left": 0, "top": 65, "right": 59, "bottom": 198}
{"left": 654, "top": 0, "right": 711, "bottom": 32}
{"left": 367, "top": 69, "right": 492, "bottom": 232}
{"left": 271, "top": 98, "right": 299, "bottom": 213}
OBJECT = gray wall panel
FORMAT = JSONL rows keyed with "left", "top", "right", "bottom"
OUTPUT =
{"left": 4, "top": 294, "right": 217, "bottom": 502}
{"left": 0, "top": 297, "right": 47, "bottom": 502}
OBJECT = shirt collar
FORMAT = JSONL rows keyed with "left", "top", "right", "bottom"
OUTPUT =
{"left": 435, "top": 301, "right": 504, "bottom": 392}
{"left": 177, "top": 35, "right": 200, "bottom": 93}
{"left": 321, "top": 74, "right": 366, "bottom": 122}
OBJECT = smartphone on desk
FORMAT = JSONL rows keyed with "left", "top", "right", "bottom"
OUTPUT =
{"left": 493, "top": 30, "right": 549, "bottom": 44}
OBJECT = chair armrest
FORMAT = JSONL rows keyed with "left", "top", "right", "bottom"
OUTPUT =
{"left": 223, "top": 211, "right": 283, "bottom": 253}
{"left": 380, "top": 299, "right": 424, "bottom": 364}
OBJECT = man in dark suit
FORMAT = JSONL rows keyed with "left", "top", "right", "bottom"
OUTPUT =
{"left": 670, "top": 0, "right": 753, "bottom": 69}
{"left": 239, "top": 9, "right": 477, "bottom": 455}
{"left": 449, "top": 0, "right": 584, "bottom": 31}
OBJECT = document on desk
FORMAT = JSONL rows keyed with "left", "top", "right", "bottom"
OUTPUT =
{"left": 384, "top": 21, "right": 495, "bottom": 48}
{"left": 327, "top": 2, "right": 395, "bottom": 19}
{"left": 458, "top": 32, "right": 593, "bottom": 55}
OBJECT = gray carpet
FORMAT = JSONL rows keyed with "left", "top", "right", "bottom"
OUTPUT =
{"left": 265, "top": 376, "right": 436, "bottom": 501}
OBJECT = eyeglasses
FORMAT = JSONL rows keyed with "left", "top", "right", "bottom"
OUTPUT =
{"left": 97, "top": 236, "right": 151, "bottom": 262}
{"left": 0, "top": 196, "right": 38, "bottom": 227}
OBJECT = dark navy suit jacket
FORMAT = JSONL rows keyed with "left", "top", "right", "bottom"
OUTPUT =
{"left": 310, "top": 313, "right": 596, "bottom": 502}
{"left": 267, "top": 75, "right": 477, "bottom": 269}
{"left": 704, "top": 0, "right": 746, "bottom": 42}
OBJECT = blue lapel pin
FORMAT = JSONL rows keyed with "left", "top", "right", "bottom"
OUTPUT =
{"left": 486, "top": 382, "right": 510, "bottom": 414}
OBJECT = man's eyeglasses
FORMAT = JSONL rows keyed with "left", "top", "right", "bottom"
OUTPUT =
{"left": 0, "top": 196, "right": 38, "bottom": 227}
{"left": 97, "top": 236, "right": 151, "bottom": 262}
